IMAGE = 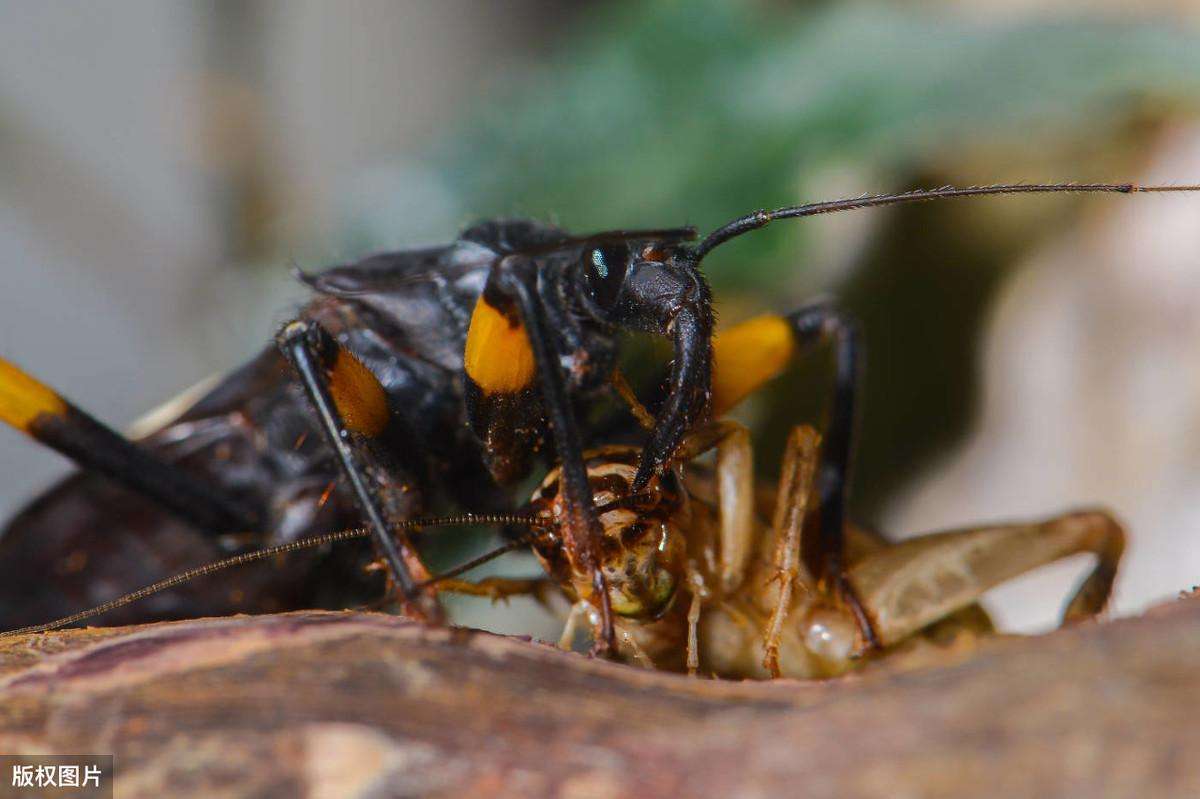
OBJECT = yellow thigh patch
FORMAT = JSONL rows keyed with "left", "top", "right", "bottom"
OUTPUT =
{"left": 329, "top": 349, "right": 390, "bottom": 438}
{"left": 464, "top": 296, "right": 536, "bottom": 395}
{"left": 0, "top": 357, "right": 68, "bottom": 432}
{"left": 711, "top": 315, "right": 795, "bottom": 416}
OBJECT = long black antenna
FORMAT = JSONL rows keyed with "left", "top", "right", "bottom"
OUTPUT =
{"left": 693, "top": 183, "right": 1200, "bottom": 263}
{"left": 0, "top": 512, "right": 547, "bottom": 638}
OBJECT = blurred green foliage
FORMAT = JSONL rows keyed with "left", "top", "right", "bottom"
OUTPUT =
{"left": 345, "top": 0, "right": 1200, "bottom": 296}
{"left": 338, "top": 0, "right": 1200, "bottom": 529}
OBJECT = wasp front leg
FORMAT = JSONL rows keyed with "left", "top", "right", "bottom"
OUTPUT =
{"left": 847, "top": 509, "right": 1126, "bottom": 647}
{"left": 276, "top": 320, "right": 441, "bottom": 622}
{"left": 477, "top": 264, "right": 616, "bottom": 654}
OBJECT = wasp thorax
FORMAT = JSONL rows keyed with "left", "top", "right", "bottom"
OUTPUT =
{"left": 527, "top": 446, "right": 686, "bottom": 620}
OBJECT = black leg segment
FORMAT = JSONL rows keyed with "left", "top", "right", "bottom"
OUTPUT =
{"left": 786, "top": 303, "right": 879, "bottom": 647}
{"left": 276, "top": 320, "right": 438, "bottom": 621}
{"left": 0, "top": 356, "right": 257, "bottom": 534}
{"left": 495, "top": 265, "right": 616, "bottom": 653}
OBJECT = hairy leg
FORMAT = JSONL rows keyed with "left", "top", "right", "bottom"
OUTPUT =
{"left": 848, "top": 509, "right": 1126, "bottom": 647}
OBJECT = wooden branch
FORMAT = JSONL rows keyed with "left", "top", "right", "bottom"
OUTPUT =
{"left": 2, "top": 598, "right": 1199, "bottom": 797}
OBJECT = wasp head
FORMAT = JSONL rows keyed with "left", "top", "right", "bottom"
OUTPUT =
{"left": 569, "top": 238, "right": 714, "bottom": 491}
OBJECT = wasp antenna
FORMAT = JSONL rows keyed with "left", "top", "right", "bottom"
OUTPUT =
{"left": 693, "top": 182, "right": 1200, "bottom": 262}
{"left": 0, "top": 512, "right": 549, "bottom": 638}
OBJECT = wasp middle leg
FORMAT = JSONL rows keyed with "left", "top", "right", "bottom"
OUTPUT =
{"left": 276, "top": 319, "right": 440, "bottom": 621}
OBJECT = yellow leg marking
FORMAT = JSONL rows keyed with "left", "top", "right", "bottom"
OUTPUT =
{"left": 711, "top": 315, "right": 795, "bottom": 416}
{"left": 464, "top": 296, "right": 536, "bottom": 395}
{"left": 0, "top": 357, "right": 67, "bottom": 432}
{"left": 328, "top": 348, "right": 390, "bottom": 438}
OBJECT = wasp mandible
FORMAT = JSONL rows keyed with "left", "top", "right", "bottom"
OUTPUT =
{"left": 0, "top": 182, "right": 1192, "bottom": 653}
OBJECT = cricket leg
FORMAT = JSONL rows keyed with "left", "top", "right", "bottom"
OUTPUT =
{"left": 686, "top": 564, "right": 704, "bottom": 677}
{"left": 0, "top": 357, "right": 258, "bottom": 534}
{"left": 676, "top": 419, "right": 757, "bottom": 595}
{"left": 710, "top": 304, "right": 876, "bottom": 647}
{"left": 760, "top": 425, "right": 822, "bottom": 677}
{"left": 559, "top": 601, "right": 589, "bottom": 650}
{"left": 847, "top": 509, "right": 1126, "bottom": 647}
{"left": 609, "top": 368, "right": 656, "bottom": 431}
{"left": 277, "top": 319, "right": 441, "bottom": 622}
{"left": 435, "top": 576, "right": 556, "bottom": 606}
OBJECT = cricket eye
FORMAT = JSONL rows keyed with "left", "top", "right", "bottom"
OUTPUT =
{"left": 584, "top": 246, "right": 629, "bottom": 310}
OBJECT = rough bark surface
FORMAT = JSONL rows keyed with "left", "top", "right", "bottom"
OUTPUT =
{"left": 1, "top": 598, "right": 1198, "bottom": 798}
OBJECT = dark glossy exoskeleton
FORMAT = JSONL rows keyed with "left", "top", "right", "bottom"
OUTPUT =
{"left": 0, "top": 218, "right": 710, "bottom": 642}
{"left": 0, "top": 183, "right": 1193, "bottom": 652}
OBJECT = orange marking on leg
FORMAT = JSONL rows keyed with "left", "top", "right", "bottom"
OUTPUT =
{"left": 328, "top": 349, "right": 390, "bottom": 437}
{"left": 464, "top": 296, "right": 536, "bottom": 395}
{"left": 711, "top": 315, "right": 795, "bottom": 416}
{"left": 0, "top": 357, "right": 68, "bottom": 433}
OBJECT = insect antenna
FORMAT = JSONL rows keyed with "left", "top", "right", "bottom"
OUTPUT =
{"left": 692, "top": 182, "right": 1200, "bottom": 263}
{"left": 414, "top": 534, "right": 542, "bottom": 590}
{"left": 0, "top": 512, "right": 549, "bottom": 638}
{"left": 412, "top": 493, "right": 666, "bottom": 590}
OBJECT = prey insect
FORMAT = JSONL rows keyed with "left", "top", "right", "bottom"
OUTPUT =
{"left": 0, "top": 182, "right": 1190, "bottom": 655}
{"left": 4, "top": 420, "right": 1125, "bottom": 683}
{"left": 522, "top": 423, "right": 1124, "bottom": 678}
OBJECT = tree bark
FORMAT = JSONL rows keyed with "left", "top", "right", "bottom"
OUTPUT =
{"left": 1, "top": 598, "right": 1198, "bottom": 798}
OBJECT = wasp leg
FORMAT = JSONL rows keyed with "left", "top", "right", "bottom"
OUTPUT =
{"left": 492, "top": 266, "right": 616, "bottom": 656}
{"left": 0, "top": 357, "right": 257, "bottom": 534}
{"left": 276, "top": 320, "right": 440, "bottom": 622}
{"left": 784, "top": 304, "right": 874, "bottom": 645}
{"left": 847, "top": 509, "right": 1126, "bottom": 647}
{"left": 761, "top": 425, "right": 823, "bottom": 677}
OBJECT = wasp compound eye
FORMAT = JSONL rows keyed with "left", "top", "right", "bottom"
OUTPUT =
{"left": 584, "top": 245, "right": 629, "bottom": 310}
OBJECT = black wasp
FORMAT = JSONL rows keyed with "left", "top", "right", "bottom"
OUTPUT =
{"left": 0, "top": 182, "right": 1193, "bottom": 653}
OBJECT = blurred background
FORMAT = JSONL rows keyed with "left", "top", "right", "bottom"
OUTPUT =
{"left": 2, "top": 0, "right": 1200, "bottom": 636}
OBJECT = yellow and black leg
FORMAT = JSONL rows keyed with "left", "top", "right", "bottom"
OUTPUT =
{"left": 487, "top": 267, "right": 616, "bottom": 654}
{"left": 276, "top": 319, "right": 440, "bottom": 622}
{"left": 0, "top": 357, "right": 257, "bottom": 533}
{"left": 711, "top": 303, "right": 877, "bottom": 647}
